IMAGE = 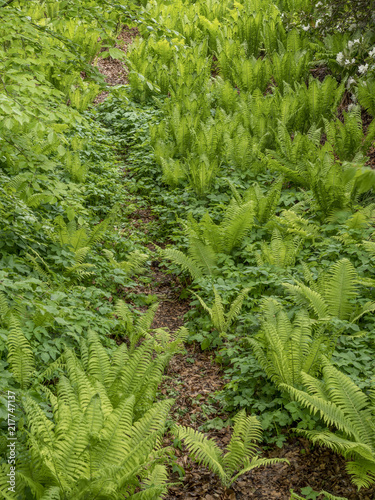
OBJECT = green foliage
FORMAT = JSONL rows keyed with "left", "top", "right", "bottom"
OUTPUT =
{"left": 357, "top": 80, "right": 375, "bottom": 117}
{"left": 283, "top": 259, "right": 375, "bottom": 323}
{"left": 324, "top": 108, "right": 373, "bottom": 161}
{"left": 3, "top": 331, "right": 173, "bottom": 499}
{"left": 282, "top": 363, "right": 375, "bottom": 489}
{"left": 255, "top": 229, "right": 302, "bottom": 268}
{"left": 309, "top": 0, "right": 375, "bottom": 34}
{"left": 163, "top": 198, "right": 255, "bottom": 279}
{"left": 248, "top": 300, "right": 325, "bottom": 388}
{"left": 174, "top": 410, "right": 288, "bottom": 488}
{"left": 290, "top": 488, "right": 348, "bottom": 500}
{"left": 3, "top": 0, "right": 375, "bottom": 495}
{"left": 192, "top": 287, "right": 250, "bottom": 337}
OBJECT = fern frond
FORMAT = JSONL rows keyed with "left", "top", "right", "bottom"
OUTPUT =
{"left": 225, "top": 288, "right": 251, "bottom": 327}
{"left": 129, "top": 464, "right": 169, "bottom": 500}
{"left": 135, "top": 303, "right": 159, "bottom": 334}
{"left": 162, "top": 248, "right": 205, "bottom": 280}
{"left": 39, "top": 486, "right": 62, "bottom": 500}
{"left": 325, "top": 259, "right": 358, "bottom": 320}
{"left": 283, "top": 282, "right": 328, "bottom": 319}
{"left": 223, "top": 411, "right": 262, "bottom": 476}
{"left": 188, "top": 238, "right": 218, "bottom": 276}
{"left": 114, "top": 300, "right": 134, "bottom": 331}
{"left": 7, "top": 315, "right": 35, "bottom": 388}
{"left": 345, "top": 459, "right": 375, "bottom": 489}
{"left": 86, "top": 330, "right": 111, "bottom": 386}
{"left": 220, "top": 200, "right": 254, "bottom": 253}
{"left": 94, "top": 396, "right": 134, "bottom": 469}
{"left": 232, "top": 457, "right": 288, "bottom": 484}
{"left": 175, "top": 426, "right": 227, "bottom": 480}
{"left": 0, "top": 291, "right": 10, "bottom": 320}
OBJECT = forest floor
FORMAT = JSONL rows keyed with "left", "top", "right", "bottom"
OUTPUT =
{"left": 94, "top": 27, "right": 375, "bottom": 500}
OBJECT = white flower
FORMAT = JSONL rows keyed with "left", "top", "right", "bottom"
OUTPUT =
{"left": 348, "top": 104, "right": 357, "bottom": 112}
{"left": 344, "top": 59, "right": 352, "bottom": 65}
{"left": 358, "top": 64, "right": 368, "bottom": 74}
{"left": 353, "top": 39, "right": 360, "bottom": 44}
{"left": 315, "top": 19, "right": 322, "bottom": 27}
{"left": 347, "top": 77, "right": 356, "bottom": 87}
{"left": 369, "top": 47, "right": 375, "bottom": 58}
{"left": 316, "top": 1, "right": 323, "bottom": 6}
{"left": 351, "top": 93, "right": 357, "bottom": 103}
{"left": 348, "top": 41, "right": 354, "bottom": 49}
{"left": 336, "top": 52, "right": 344, "bottom": 65}
{"left": 302, "top": 25, "right": 310, "bottom": 31}
{"left": 351, "top": 58, "right": 355, "bottom": 63}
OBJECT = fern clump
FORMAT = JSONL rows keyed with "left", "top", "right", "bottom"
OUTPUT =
{"left": 192, "top": 286, "right": 250, "bottom": 337}
{"left": 255, "top": 228, "right": 302, "bottom": 268}
{"left": 2, "top": 330, "right": 174, "bottom": 499}
{"left": 283, "top": 259, "right": 375, "bottom": 324}
{"left": 163, "top": 199, "right": 255, "bottom": 279}
{"left": 248, "top": 300, "right": 326, "bottom": 388}
{"left": 325, "top": 107, "right": 375, "bottom": 162}
{"left": 283, "top": 363, "right": 375, "bottom": 490}
{"left": 175, "top": 410, "right": 288, "bottom": 488}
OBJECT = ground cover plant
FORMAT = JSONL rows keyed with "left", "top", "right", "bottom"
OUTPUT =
{"left": 1, "top": 0, "right": 375, "bottom": 498}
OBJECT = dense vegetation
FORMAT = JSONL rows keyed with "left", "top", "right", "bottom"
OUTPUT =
{"left": 1, "top": 0, "right": 375, "bottom": 498}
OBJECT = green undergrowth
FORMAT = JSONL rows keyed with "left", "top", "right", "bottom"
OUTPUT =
{"left": 2, "top": 0, "right": 375, "bottom": 496}
{"left": 92, "top": 5, "right": 375, "bottom": 489}
{"left": 97, "top": 85, "right": 375, "bottom": 448}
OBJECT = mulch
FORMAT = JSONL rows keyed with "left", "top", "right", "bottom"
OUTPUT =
{"left": 93, "top": 25, "right": 139, "bottom": 104}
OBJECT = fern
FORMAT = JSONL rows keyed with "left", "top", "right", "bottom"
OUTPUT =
{"left": 303, "top": 149, "right": 375, "bottom": 216}
{"left": 324, "top": 107, "right": 370, "bottom": 161}
{"left": 186, "top": 154, "right": 218, "bottom": 197}
{"left": 192, "top": 286, "right": 250, "bottom": 337}
{"left": 6, "top": 315, "right": 35, "bottom": 389}
{"left": 162, "top": 199, "right": 254, "bottom": 279}
{"left": 103, "top": 249, "right": 148, "bottom": 276}
{"left": 282, "top": 364, "right": 375, "bottom": 490}
{"left": 283, "top": 259, "right": 375, "bottom": 323}
{"left": 175, "top": 410, "right": 288, "bottom": 487}
{"left": 272, "top": 50, "right": 311, "bottom": 94}
{"left": 230, "top": 56, "right": 272, "bottom": 93}
{"left": 248, "top": 302, "right": 325, "bottom": 388}
{"left": 266, "top": 122, "right": 321, "bottom": 187}
{"left": 357, "top": 79, "right": 375, "bottom": 117}
{"left": 162, "top": 247, "right": 207, "bottom": 280}
{"left": 228, "top": 177, "right": 283, "bottom": 225}
{"left": 26, "top": 207, "right": 119, "bottom": 285}
{"left": 256, "top": 228, "right": 302, "bottom": 268}
{"left": 276, "top": 210, "right": 320, "bottom": 241}
{"left": 13, "top": 332, "right": 173, "bottom": 499}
